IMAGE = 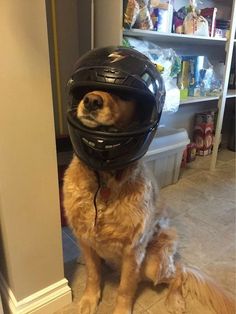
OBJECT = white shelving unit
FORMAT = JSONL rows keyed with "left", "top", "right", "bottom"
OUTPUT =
{"left": 180, "top": 90, "right": 236, "bottom": 105}
{"left": 93, "top": 0, "right": 236, "bottom": 169}
{"left": 210, "top": 0, "right": 236, "bottom": 169}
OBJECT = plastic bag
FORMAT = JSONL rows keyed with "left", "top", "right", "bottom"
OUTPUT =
{"left": 164, "top": 80, "right": 181, "bottom": 113}
{"left": 178, "top": 56, "right": 222, "bottom": 98}
{"left": 136, "top": 5, "right": 153, "bottom": 30}
{"left": 183, "top": 11, "right": 209, "bottom": 36}
{"left": 184, "top": 0, "right": 209, "bottom": 36}
{"left": 193, "top": 58, "right": 222, "bottom": 96}
{"left": 123, "top": 0, "right": 154, "bottom": 30}
{"left": 123, "top": 37, "right": 181, "bottom": 112}
{"left": 173, "top": 6, "right": 188, "bottom": 34}
{"left": 150, "top": 2, "right": 174, "bottom": 33}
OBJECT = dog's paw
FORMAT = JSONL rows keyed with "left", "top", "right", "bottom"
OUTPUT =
{"left": 77, "top": 293, "right": 100, "bottom": 314}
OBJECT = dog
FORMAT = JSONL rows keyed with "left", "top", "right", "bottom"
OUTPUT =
{"left": 63, "top": 91, "right": 235, "bottom": 314}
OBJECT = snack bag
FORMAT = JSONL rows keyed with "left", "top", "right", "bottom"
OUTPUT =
{"left": 178, "top": 60, "right": 190, "bottom": 99}
{"left": 200, "top": 7, "right": 217, "bottom": 37}
{"left": 150, "top": 2, "right": 173, "bottom": 33}
{"left": 173, "top": 6, "right": 188, "bottom": 34}
{"left": 184, "top": 12, "right": 209, "bottom": 36}
{"left": 136, "top": 0, "right": 153, "bottom": 30}
{"left": 137, "top": 5, "right": 153, "bottom": 30}
{"left": 183, "top": 0, "right": 209, "bottom": 36}
{"left": 123, "top": 0, "right": 140, "bottom": 29}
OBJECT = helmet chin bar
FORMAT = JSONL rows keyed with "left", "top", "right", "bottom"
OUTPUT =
{"left": 67, "top": 46, "right": 165, "bottom": 171}
{"left": 82, "top": 136, "right": 123, "bottom": 150}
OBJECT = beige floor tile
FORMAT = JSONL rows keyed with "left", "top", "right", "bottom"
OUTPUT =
{"left": 146, "top": 293, "right": 224, "bottom": 314}
{"left": 179, "top": 157, "right": 223, "bottom": 179}
{"left": 217, "top": 150, "right": 236, "bottom": 162}
{"left": 183, "top": 171, "right": 235, "bottom": 201}
{"left": 204, "top": 243, "right": 236, "bottom": 295}
{"left": 160, "top": 178, "right": 206, "bottom": 218}
{"left": 146, "top": 300, "right": 170, "bottom": 314}
{"left": 226, "top": 158, "right": 236, "bottom": 168}
{"left": 135, "top": 283, "right": 168, "bottom": 310}
{"left": 187, "top": 201, "right": 235, "bottom": 240}
{"left": 96, "top": 301, "right": 145, "bottom": 314}
{"left": 172, "top": 213, "right": 233, "bottom": 269}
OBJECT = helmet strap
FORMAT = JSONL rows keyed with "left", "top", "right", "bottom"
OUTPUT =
{"left": 93, "top": 171, "right": 100, "bottom": 228}
{"left": 93, "top": 168, "right": 125, "bottom": 228}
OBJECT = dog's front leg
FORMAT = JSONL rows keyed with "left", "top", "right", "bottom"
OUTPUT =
{"left": 78, "top": 239, "right": 101, "bottom": 314}
{"left": 113, "top": 248, "right": 141, "bottom": 314}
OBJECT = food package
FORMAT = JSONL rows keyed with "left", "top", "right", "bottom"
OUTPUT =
{"left": 137, "top": 5, "right": 153, "bottom": 30}
{"left": 123, "top": 0, "right": 154, "bottom": 30}
{"left": 123, "top": 37, "right": 181, "bottom": 112}
{"left": 183, "top": 11, "right": 209, "bottom": 36}
{"left": 150, "top": 2, "right": 173, "bottom": 33}
{"left": 200, "top": 7, "right": 217, "bottom": 37}
{"left": 186, "top": 143, "right": 197, "bottom": 162}
{"left": 138, "top": 0, "right": 150, "bottom": 8}
{"left": 173, "top": 6, "right": 188, "bottom": 34}
{"left": 177, "top": 60, "right": 190, "bottom": 100}
{"left": 179, "top": 56, "right": 222, "bottom": 97}
{"left": 123, "top": 0, "right": 140, "bottom": 29}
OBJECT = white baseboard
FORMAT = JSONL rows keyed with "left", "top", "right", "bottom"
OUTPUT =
{"left": 0, "top": 295, "right": 3, "bottom": 314}
{"left": 0, "top": 272, "right": 72, "bottom": 313}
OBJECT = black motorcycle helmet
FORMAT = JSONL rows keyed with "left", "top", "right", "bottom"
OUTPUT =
{"left": 67, "top": 46, "right": 165, "bottom": 171}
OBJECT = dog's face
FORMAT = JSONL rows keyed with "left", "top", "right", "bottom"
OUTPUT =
{"left": 76, "top": 91, "right": 136, "bottom": 130}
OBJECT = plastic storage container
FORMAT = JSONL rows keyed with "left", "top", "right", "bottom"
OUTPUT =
{"left": 143, "top": 127, "right": 190, "bottom": 188}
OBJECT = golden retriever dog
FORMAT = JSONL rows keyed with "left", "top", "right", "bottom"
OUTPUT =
{"left": 63, "top": 91, "right": 235, "bottom": 314}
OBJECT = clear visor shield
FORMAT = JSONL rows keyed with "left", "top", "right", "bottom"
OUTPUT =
{"left": 68, "top": 90, "right": 158, "bottom": 135}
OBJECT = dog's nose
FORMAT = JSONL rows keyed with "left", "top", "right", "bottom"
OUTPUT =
{"left": 83, "top": 94, "right": 103, "bottom": 112}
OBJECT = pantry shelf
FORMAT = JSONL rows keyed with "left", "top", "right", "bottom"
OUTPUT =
{"left": 180, "top": 90, "right": 236, "bottom": 105}
{"left": 180, "top": 95, "right": 218, "bottom": 105}
{"left": 123, "top": 29, "right": 227, "bottom": 46}
{"left": 226, "top": 89, "right": 236, "bottom": 98}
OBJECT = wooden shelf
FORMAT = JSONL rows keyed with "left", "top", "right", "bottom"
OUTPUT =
{"left": 123, "top": 29, "right": 227, "bottom": 46}
{"left": 180, "top": 90, "right": 236, "bottom": 105}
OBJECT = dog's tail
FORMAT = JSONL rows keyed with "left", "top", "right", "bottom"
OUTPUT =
{"left": 166, "top": 263, "right": 236, "bottom": 314}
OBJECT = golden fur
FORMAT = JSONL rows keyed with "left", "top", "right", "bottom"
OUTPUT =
{"left": 77, "top": 90, "right": 136, "bottom": 129}
{"left": 63, "top": 91, "right": 235, "bottom": 314}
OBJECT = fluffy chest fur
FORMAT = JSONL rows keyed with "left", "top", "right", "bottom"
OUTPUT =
{"left": 63, "top": 156, "right": 162, "bottom": 266}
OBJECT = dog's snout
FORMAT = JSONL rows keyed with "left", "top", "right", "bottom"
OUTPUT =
{"left": 83, "top": 94, "right": 103, "bottom": 112}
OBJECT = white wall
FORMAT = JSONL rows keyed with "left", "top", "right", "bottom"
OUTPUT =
{"left": 94, "top": 0, "right": 123, "bottom": 48}
{"left": 0, "top": 0, "right": 71, "bottom": 310}
{"left": 46, "top": 0, "right": 93, "bottom": 136}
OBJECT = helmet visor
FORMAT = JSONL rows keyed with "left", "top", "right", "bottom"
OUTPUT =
{"left": 68, "top": 89, "right": 158, "bottom": 135}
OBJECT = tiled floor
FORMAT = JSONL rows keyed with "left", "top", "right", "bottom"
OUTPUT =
{"left": 57, "top": 149, "right": 236, "bottom": 313}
